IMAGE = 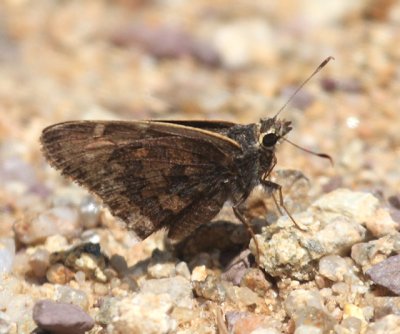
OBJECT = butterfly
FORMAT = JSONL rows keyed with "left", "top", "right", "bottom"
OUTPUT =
{"left": 40, "top": 57, "right": 333, "bottom": 262}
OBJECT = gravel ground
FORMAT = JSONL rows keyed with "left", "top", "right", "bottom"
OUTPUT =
{"left": 1, "top": 1, "right": 400, "bottom": 333}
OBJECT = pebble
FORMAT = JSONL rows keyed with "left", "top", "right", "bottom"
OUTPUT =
{"left": 342, "top": 304, "right": 367, "bottom": 332}
{"left": 313, "top": 190, "right": 398, "bottom": 238}
{"left": 14, "top": 207, "right": 81, "bottom": 245}
{"left": 240, "top": 268, "right": 272, "bottom": 297}
{"left": 193, "top": 275, "right": 226, "bottom": 302}
{"left": 28, "top": 248, "right": 50, "bottom": 279}
{"left": 147, "top": 262, "right": 176, "bottom": 279}
{"left": 0, "top": 312, "right": 11, "bottom": 334}
{"left": 311, "top": 189, "right": 379, "bottom": 224}
{"left": 284, "top": 290, "right": 326, "bottom": 318}
{"left": 367, "top": 296, "right": 400, "bottom": 319}
{"left": 108, "top": 293, "right": 176, "bottom": 334}
{"left": 175, "top": 261, "right": 191, "bottom": 280}
{"left": 78, "top": 196, "right": 101, "bottom": 229}
{"left": 46, "top": 263, "right": 75, "bottom": 284}
{"left": 225, "top": 284, "right": 260, "bottom": 307}
{"left": 292, "top": 307, "right": 335, "bottom": 333}
{"left": 318, "top": 255, "right": 351, "bottom": 282}
{"left": 0, "top": 238, "right": 15, "bottom": 275}
{"left": 366, "top": 314, "right": 400, "bottom": 334}
{"left": 226, "top": 312, "right": 276, "bottom": 334}
{"left": 140, "top": 276, "right": 194, "bottom": 308}
{"left": 54, "top": 285, "right": 89, "bottom": 311}
{"left": 351, "top": 233, "right": 400, "bottom": 272}
{"left": 191, "top": 265, "right": 208, "bottom": 282}
{"left": 221, "top": 250, "right": 252, "bottom": 286}
{"left": 366, "top": 254, "right": 400, "bottom": 295}
{"left": 33, "top": 299, "right": 94, "bottom": 334}
{"left": 256, "top": 189, "right": 368, "bottom": 280}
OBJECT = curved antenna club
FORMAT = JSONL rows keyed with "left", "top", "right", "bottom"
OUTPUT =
{"left": 282, "top": 137, "right": 334, "bottom": 166}
{"left": 274, "top": 56, "right": 335, "bottom": 119}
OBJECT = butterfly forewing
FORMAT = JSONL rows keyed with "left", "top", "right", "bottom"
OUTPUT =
{"left": 40, "top": 120, "right": 243, "bottom": 239}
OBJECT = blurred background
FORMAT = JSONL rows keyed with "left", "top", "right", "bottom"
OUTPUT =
{"left": 0, "top": 0, "right": 399, "bottom": 218}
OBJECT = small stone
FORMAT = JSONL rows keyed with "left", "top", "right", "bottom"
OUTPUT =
{"left": 221, "top": 250, "right": 252, "bottom": 286}
{"left": 311, "top": 189, "right": 379, "bottom": 225}
{"left": 191, "top": 265, "right": 208, "bottom": 282}
{"left": 0, "top": 238, "right": 15, "bottom": 275}
{"left": 0, "top": 311, "right": 11, "bottom": 334}
{"left": 79, "top": 196, "right": 101, "bottom": 229}
{"left": 175, "top": 262, "right": 191, "bottom": 280}
{"left": 256, "top": 189, "right": 370, "bottom": 280}
{"left": 193, "top": 275, "right": 226, "bottom": 302}
{"left": 229, "top": 313, "right": 274, "bottom": 334}
{"left": 225, "top": 284, "right": 260, "bottom": 307}
{"left": 343, "top": 304, "right": 367, "bottom": 332}
{"left": 293, "top": 307, "right": 335, "bottom": 333}
{"left": 366, "top": 314, "right": 400, "bottom": 334}
{"left": 284, "top": 290, "right": 326, "bottom": 318}
{"left": 32, "top": 299, "right": 94, "bottom": 334}
{"left": 44, "top": 235, "right": 69, "bottom": 253}
{"left": 140, "top": 276, "right": 193, "bottom": 308}
{"left": 366, "top": 254, "right": 400, "bottom": 295}
{"left": 110, "top": 293, "right": 176, "bottom": 334}
{"left": 294, "top": 325, "right": 323, "bottom": 334}
{"left": 170, "top": 307, "right": 198, "bottom": 324}
{"left": 54, "top": 285, "right": 89, "bottom": 311}
{"left": 339, "top": 316, "right": 363, "bottom": 334}
{"left": 29, "top": 249, "right": 50, "bottom": 278}
{"left": 147, "top": 262, "right": 176, "bottom": 279}
{"left": 364, "top": 207, "right": 398, "bottom": 237}
{"left": 251, "top": 328, "right": 280, "bottom": 334}
{"left": 367, "top": 296, "right": 400, "bottom": 319}
{"left": 318, "top": 255, "right": 351, "bottom": 282}
{"left": 46, "top": 264, "right": 75, "bottom": 284}
{"left": 14, "top": 207, "right": 81, "bottom": 245}
{"left": 351, "top": 233, "right": 400, "bottom": 272}
{"left": 240, "top": 268, "right": 272, "bottom": 297}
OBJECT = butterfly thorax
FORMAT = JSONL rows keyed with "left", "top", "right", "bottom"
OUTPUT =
{"left": 224, "top": 118, "right": 292, "bottom": 204}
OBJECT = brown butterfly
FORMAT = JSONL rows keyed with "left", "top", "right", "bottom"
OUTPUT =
{"left": 40, "top": 58, "right": 332, "bottom": 262}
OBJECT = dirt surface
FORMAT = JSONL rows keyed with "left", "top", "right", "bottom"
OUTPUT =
{"left": 1, "top": 1, "right": 400, "bottom": 333}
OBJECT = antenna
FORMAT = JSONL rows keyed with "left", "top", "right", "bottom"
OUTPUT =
{"left": 274, "top": 56, "right": 334, "bottom": 119}
{"left": 282, "top": 137, "right": 333, "bottom": 165}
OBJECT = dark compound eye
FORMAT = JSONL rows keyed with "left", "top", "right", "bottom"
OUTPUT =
{"left": 261, "top": 133, "right": 279, "bottom": 147}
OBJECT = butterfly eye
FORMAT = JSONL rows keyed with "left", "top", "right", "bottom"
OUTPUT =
{"left": 261, "top": 133, "right": 279, "bottom": 148}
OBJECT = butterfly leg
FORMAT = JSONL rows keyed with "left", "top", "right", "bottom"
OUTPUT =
{"left": 261, "top": 179, "right": 306, "bottom": 231}
{"left": 232, "top": 200, "right": 261, "bottom": 265}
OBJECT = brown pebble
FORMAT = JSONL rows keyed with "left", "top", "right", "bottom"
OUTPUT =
{"left": 33, "top": 299, "right": 94, "bottom": 334}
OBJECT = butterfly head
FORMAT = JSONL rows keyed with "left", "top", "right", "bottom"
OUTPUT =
{"left": 258, "top": 117, "right": 292, "bottom": 150}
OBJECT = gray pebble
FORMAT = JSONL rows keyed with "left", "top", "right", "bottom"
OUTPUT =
{"left": 367, "top": 254, "right": 400, "bottom": 295}
{"left": 79, "top": 196, "right": 101, "bottom": 228}
{"left": 284, "top": 290, "right": 326, "bottom": 317}
{"left": 318, "top": 255, "right": 350, "bottom": 282}
{"left": 255, "top": 189, "right": 371, "bottom": 280}
{"left": 140, "top": 276, "right": 193, "bottom": 308}
{"left": 32, "top": 299, "right": 94, "bottom": 334}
